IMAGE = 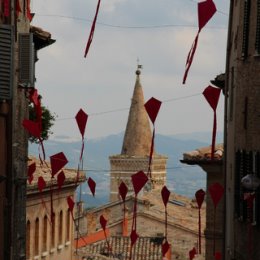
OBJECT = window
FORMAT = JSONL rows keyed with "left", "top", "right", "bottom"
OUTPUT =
{"left": 19, "top": 33, "right": 35, "bottom": 87}
{"left": 0, "top": 25, "right": 13, "bottom": 100}
{"left": 59, "top": 211, "right": 63, "bottom": 245}
{"left": 255, "top": 0, "right": 260, "bottom": 54}
{"left": 51, "top": 214, "right": 55, "bottom": 248}
{"left": 34, "top": 218, "right": 39, "bottom": 256}
{"left": 42, "top": 216, "right": 48, "bottom": 252}
{"left": 228, "top": 67, "right": 234, "bottom": 121}
{"left": 242, "top": 0, "right": 251, "bottom": 58}
{"left": 235, "top": 150, "right": 260, "bottom": 225}
{"left": 26, "top": 220, "right": 31, "bottom": 258}
{"left": 66, "top": 209, "right": 70, "bottom": 241}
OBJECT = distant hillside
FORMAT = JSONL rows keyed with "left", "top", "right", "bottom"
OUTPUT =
{"left": 29, "top": 132, "right": 222, "bottom": 207}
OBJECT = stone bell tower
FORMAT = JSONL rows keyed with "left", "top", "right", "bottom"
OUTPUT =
{"left": 109, "top": 67, "right": 168, "bottom": 202}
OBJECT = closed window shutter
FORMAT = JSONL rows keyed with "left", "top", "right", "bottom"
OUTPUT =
{"left": 19, "top": 33, "right": 35, "bottom": 87}
{"left": 235, "top": 150, "right": 248, "bottom": 221}
{"left": 0, "top": 25, "right": 13, "bottom": 100}
{"left": 242, "top": 0, "right": 251, "bottom": 58}
{"left": 256, "top": 0, "right": 260, "bottom": 54}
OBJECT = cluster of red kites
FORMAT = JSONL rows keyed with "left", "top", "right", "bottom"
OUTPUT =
{"left": 22, "top": 0, "right": 226, "bottom": 259}
{"left": 23, "top": 84, "right": 222, "bottom": 260}
{"left": 2, "top": 0, "right": 33, "bottom": 20}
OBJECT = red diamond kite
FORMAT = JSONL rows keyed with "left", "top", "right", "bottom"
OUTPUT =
{"left": 50, "top": 152, "right": 68, "bottom": 177}
{"left": 183, "top": 0, "right": 217, "bottom": 84}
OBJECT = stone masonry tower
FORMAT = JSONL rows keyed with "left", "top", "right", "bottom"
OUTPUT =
{"left": 109, "top": 67, "right": 167, "bottom": 202}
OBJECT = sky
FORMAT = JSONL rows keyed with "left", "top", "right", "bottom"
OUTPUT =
{"left": 31, "top": 0, "right": 230, "bottom": 140}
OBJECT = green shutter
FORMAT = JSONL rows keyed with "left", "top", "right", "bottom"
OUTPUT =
{"left": 0, "top": 25, "right": 13, "bottom": 100}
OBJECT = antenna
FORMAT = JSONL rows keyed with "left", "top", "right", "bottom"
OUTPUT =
{"left": 137, "top": 57, "right": 143, "bottom": 70}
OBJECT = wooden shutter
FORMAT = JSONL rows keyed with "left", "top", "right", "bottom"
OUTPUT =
{"left": 234, "top": 150, "right": 248, "bottom": 221}
{"left": 242, "top": 0, "right": 251, "bottom": 58}
{"left": 0, "top": 25, "right": 13, "bottom": 100}
{"left": 19, "top": 33, "right": 35, "bottom": 87}
{"left": 255, "top": 0, "right": 260, "bottom": 54}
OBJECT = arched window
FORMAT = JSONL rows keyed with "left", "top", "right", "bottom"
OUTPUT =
{"left": 26, "top": 220, "right": 31, "bottom": 258}
{"left": 42, "top": 215, "right": 48, "bottom": 252}
{"left": 51, "top": 213, "right": 55, "bottom": 248}
{"left": 66, "top": 209, "right": 70, "bottom": 241}
{"left": 59, "top": 210, "right": 63, "bottom": 245}
{"left": 34, "top": 218, "right": 39, "bottom": 256}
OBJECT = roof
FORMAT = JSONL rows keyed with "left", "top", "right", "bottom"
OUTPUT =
{"left": 87, "top": 190, "right": 205, "bottom": 234}
{"left": 30, "top": 25, "right": 56, "bottom": 51}
{"left": 27, "top": 156, "right": 85, "bottom": 193}
{"left": 181, "top": 143, "right": 223, "bottom": 165}
{"left": 141, "top": 190, "right": 205, "bottom": 234}
{"left": 76, "top": 190, "right": 205, "bottom": 259}
{"left": 120, "top": 68, "right": 153, "bottom": 156}
{"left": 210, "top": 73, "right": 225, "bottom": 90}
{"left": 77, "top": 236, "right": 164, "bottom": 260}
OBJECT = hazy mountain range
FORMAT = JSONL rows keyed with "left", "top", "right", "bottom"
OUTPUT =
{"left": 29, "top": 132, "right": 223, "bottom": 208}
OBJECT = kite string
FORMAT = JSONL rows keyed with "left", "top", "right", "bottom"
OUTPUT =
{"left": 211, "top": 111, "right": 217, "bottom": 160}
{"left": 84, "top": 0, "right": 101, "bottom": 57}
{"left": 147, "top": 127, "right": 155, "bottom": 180}
{"left": 213, "top": 207, "right": 216, "bottom": 256}
{"left": 182, "top": 31, "right": 199, "bottom": 84}
{"left": 198, "top": 208, "right": 201, "bottom": 254}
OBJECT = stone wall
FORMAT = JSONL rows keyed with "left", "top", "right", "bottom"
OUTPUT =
{"left": 225, "top": 1, "right": 260, "bottom": 259}
{"left": 110, "top": 155, "right": 167, "bottom": 202}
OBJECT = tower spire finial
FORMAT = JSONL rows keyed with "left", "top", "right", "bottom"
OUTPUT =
{"left": 136, "top": 57, "right": 143, "bottom": 75}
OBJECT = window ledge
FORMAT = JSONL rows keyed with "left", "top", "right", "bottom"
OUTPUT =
{"left": 41, "top": 251, "right": 48, "bottom": 257}
{"left": 50, "top": 248, "right": 56, "bottom": 254}
{"left": 65, "top": 241, "right": 71, "bottom": 247}
{"left": 57, "top": 244, "right": 64, "bottom": 250}
{"left": 33, "top": 256, "right": 40, "bottom": 260}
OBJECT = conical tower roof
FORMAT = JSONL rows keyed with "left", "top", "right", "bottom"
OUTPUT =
{"left": 121, "top": 68, "right": 153, "bottom": 156}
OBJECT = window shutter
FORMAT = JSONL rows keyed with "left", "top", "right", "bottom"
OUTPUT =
{"left": 255, "top": 0, "right": 260, "bottom": 54}
{"left": 242, "top": 0, "right": 251, "bottom": 58}
{"left": 235, "top": 150, "right": 248, "bottom": 221}
{"left": 0, "top": 25, "right": 13, "bottom": 100}
{"left": 19, "top": 33, "right": 35, "bottom": 87}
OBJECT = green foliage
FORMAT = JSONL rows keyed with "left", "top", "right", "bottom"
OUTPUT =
{"left": 29, "top": 104, "right": 56, "bottom": 143}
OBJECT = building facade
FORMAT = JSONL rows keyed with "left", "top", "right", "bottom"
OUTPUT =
{"left": 109, "top": 68, "right": 167, "bottom": 202}
{"left": 78, "top": 191, "right": 205, "bottom": 260}
{"left": 224, "top": 1, "right": 260, "bottom": 259}
{"left": 182, "top": 144, "right": 224, "bottom": 260}
{"left": 0, "top": 1, "right": 42, "bottom": 259}
{"left": 26, "top": 157, "right": 85, "bottom": 260}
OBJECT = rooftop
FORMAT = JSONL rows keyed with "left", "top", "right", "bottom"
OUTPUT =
{"left": 27, "top": 156, "right": 85, "bottom": 193}
{"left": 181, "top": 143, "right": 223, "bottom": 165}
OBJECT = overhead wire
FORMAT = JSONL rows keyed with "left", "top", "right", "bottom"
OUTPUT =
{"left": 55, "top": 92, "right": 203, "bottom": 121}
{"left": 80, "top": 164, "right": 199, "bottom": 173}
{"left": 35, "top": 14, "right": 227, "bottom": 30}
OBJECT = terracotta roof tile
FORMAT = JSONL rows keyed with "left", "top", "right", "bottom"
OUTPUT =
{"left": 182, "top": 143, "right": 223, "bottom": 162}
{"left": 27, "top": 156, "right": 85, "bottom": 192}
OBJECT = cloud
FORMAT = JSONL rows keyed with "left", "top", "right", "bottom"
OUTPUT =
{"left": 32, "top": 0, "right": 229, "bottom": 139}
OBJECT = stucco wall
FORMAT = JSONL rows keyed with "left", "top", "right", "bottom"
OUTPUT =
{"left": 26, "top": 187, "right": 76, "bottom": 260}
